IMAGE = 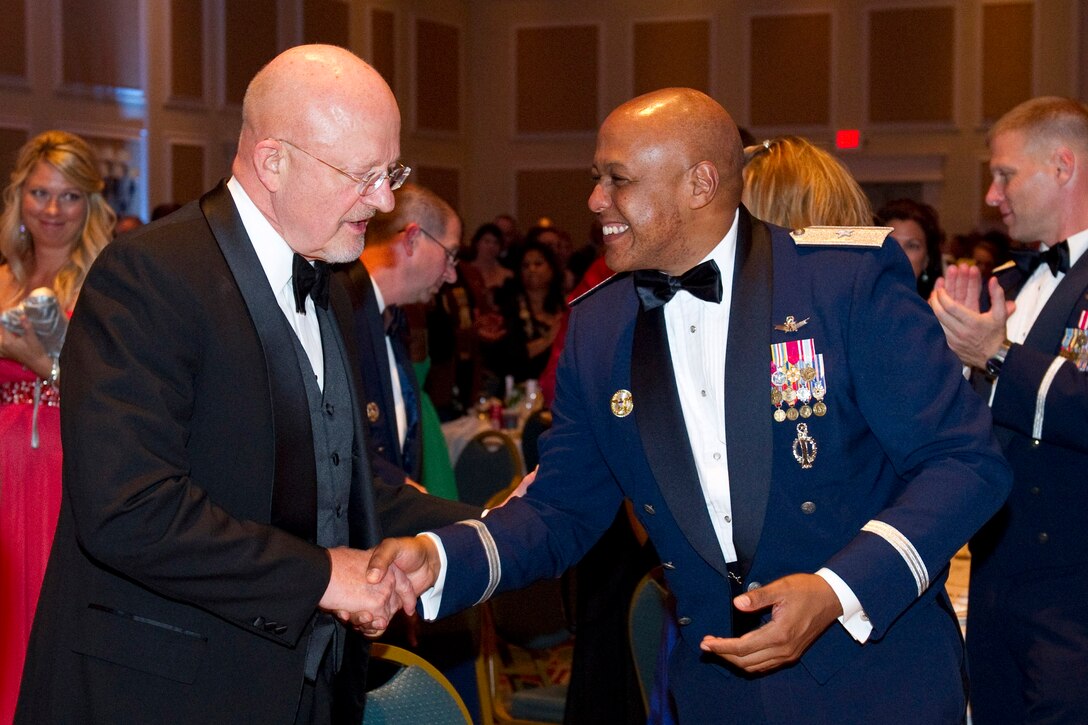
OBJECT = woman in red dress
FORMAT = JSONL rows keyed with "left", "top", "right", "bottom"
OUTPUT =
{"left": 0, "top": 131, "right": 114, "bottom": 722}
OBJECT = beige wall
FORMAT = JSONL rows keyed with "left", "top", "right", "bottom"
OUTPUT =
{"left": 0, "top": 0, "right": 1081, "bottom": 239}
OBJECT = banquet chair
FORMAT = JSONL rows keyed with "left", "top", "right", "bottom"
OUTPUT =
{"left": 363, "top": 643, "right": 472, "bottom": 725}
{"left": 519, "top": 408, "right": 552, "bottom": 472}
{"left": 628, "top": 569, "right": 670, "bottom": 713}
{"left": 454, "top": 429, "right": 523, "bottom": 506}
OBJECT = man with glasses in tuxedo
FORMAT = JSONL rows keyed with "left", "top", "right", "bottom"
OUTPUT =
{"left": 334, "top": 183, "right": 461, "bottom": 492}
{"left": 16, "top": 45, "right": 476, "bottom": 725}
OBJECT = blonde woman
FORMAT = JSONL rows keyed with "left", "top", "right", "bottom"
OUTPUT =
{"left": 742, "top": 135, "right": 873, "bottom": 228}
{"left": 0, "top": 130, "right": 113, "bottom": 723}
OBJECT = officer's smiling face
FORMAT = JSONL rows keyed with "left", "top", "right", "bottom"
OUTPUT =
{"left": 588, "top": 112, "right": 692, "bottom": 275}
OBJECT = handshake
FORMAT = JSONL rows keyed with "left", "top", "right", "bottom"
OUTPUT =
{"left": 318, "top": 537, "right": 442, "bottom": 637}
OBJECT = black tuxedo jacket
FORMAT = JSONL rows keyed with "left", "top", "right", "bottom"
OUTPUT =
{"left": 971, "top": 247, "right": 1088, "bottom": 579}
{"left": 16, "top": 182, "right": 476, "bottom": 724}
{"left": 334, "top": 261, "right": 424, "bottom": 485}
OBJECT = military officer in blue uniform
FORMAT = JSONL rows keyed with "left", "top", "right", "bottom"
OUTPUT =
{"left": 367, "top": 88, "right": 1012, "bottom": 723}
{"left": 931, "top": 96, "right": 1088, "bottom": 724}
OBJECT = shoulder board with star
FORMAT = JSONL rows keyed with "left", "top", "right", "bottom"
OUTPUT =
{"left": 569, "top": 271, "right": 630, "bottom": 307}
{"left": 790, "top": 226, "right": 893, "bottom": 248}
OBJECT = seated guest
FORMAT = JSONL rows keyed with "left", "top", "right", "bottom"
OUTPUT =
{"left": 462, "top": 222, "right": 512, "bottom": 311}
{"left": 876, "top": 198, "right": 946, "bottom": 298}
{"left": 483, "top": 240, "right": 566, "bottom": 383}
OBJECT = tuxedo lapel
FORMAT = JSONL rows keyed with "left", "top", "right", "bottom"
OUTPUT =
{"left": 725, "top": 209, "right": 774, "bottom": 573}
{"left": 199, "top": 182, "right": 317, "bottom": 542}
{"left": 632, "top": 291, "right": 730, "bottom": 580}
{"left": 1023, "top": 248, "right": 1088, "bottom": 352}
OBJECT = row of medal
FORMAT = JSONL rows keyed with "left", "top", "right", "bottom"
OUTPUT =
{"left": 770, "top": 338, "right": 827, "bottom": 422}
{"left": 1059, "top": 311, "right": 1088, "bottom": 372}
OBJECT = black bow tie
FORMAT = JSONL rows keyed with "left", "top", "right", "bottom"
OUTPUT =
{"left": 1011, "top": 240, "right": 1070, "bottom": 278}
{"left": 633, "top": 259, "right": 723, "bottom": 311}
{"left": 292, "top": 253, "right": 330, "bottom": 314}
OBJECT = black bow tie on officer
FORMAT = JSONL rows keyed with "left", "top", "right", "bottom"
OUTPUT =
{"left": 293, "top": 253, "right": 331, "bottom": 313}
{"left": 633, "top": 259, "right": 723, "bottom": 311}
{"left": 1010, "top": 240, "right": 1070, "bottom": 278}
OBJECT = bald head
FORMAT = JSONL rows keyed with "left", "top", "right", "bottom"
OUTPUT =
{"left": 607, "top": 88, "right": 745, "bottom": 207}
{"left": 589, "top": 88, "right": 745, "bottom": 275}
{"left": 238, "top": 45, "right": 399, "bottom": 166}
{"left": 231, "top": 45, "right": 404, "bottom": 263}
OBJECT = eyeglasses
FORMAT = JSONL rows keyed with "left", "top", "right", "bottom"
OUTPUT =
{"left": 277, "top": 139, "right": 411, "bottom": 197}
{"left": 417, "top": 225, "right": 459, "bottom": 267}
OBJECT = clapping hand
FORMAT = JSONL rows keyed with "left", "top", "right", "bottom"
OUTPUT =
{"left": 929, "top": 262, "right": 1015, "bottom": 368}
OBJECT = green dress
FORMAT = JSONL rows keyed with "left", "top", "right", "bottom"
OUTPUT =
{"left": 412, "top": 357, "right": 459, "bottom": 501}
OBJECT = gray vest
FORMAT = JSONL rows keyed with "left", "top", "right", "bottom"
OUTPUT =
{"left": 291, "top": 307, "right": 355, "bottom": 680}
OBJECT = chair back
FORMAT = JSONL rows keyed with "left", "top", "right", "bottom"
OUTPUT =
{"left": 454, "top": 429, "right": 522, "bottom": 506}
{"left": 363, "top": 643, "right": 472, "bottom": 725}
{"left": 628, "top": 571, "right": 669, "bottom": 713}
{"left": 520, "top": 408, "right": 552, "bottom": 471}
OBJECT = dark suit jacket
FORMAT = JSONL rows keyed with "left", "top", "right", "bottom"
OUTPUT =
{"left": 970, "top": 249, "right": 1088, "bottom": 581}
{"left": 431, "top": 209, "right": 1011, "bottom": 721}
{"left": 15, "top": 182, "right": 477, "bottom": 724}
{"left": 334, "top": 261, "right": 423, "bottom": 486}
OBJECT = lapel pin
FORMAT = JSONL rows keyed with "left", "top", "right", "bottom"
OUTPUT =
{"left": 610, "top": 389, "right": 633, "bottom": 418}
{"left": 774, "top": 315, "right": 809, "bottom": 333}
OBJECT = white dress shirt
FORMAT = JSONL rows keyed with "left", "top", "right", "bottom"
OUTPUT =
{"left": 227, "top": 177, "right": 324, "bottom": 389}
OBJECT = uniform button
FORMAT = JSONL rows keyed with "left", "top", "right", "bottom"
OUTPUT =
{"left": 700, "top": 389, "right": 707, "bottom": 397}
{"left": 1030, "top": 487, "right": 1041, "bottom": 495}
{"left": 713, "top": 452, "right": 721, "bottom": 461}
{"left": 723, "top": 515, "right": 731, "bottom": 523}
{"left": 377, "top": 445, "right": 386, "bottom": 454}
{"left": 747, "top": 581, "right": 762, "bottom": 592}
{"left": 335, "top": 504, "right": 344, "bottom": 518}
{"left": 325, "top": 402, "right": 334, "bottom": 415}
{"left": 662, "top": 561, "right": 676, "bottom": 570}
{"left": 1038, "top": 532, "right": 1049, "bottom": 544}
{"left": 644, "top": 504, "right": 656, "bottom": 515}
{"left": 1032, "top": 439, "right": 1041, "bottom": 447}
{"left": 252, "top": 616, "right": 265, "bottom": 627}
{"left": 331, "top": 452, "right": 340, "bottom": 466}
{"left": 677, "top": 616, "right": 692, "bottom": 626}
{"left": 689, "top": 325, "right": 696, "bottom": 333}
{"left": 801, "top": 501, "right": 816, "bottom": 514}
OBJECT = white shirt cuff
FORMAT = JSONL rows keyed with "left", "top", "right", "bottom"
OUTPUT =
{"left": 417, "top": 532, "right": 447, "bottom": 621}
{"left": 816, "top": 567, "right": 872, "bottom": 643}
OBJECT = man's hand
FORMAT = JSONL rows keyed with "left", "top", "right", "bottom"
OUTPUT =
{"left": 366, "top": 536, "right": 442, "bottom": 602}
{"left": 318, "top": 547, "right": 416, "bottom": 637}
{"left": 496, "top": 466, "right": 536, "bottom": 506}
{"left": 700, "top": 573, "right": 842, "bottom": 674}
{"left": 930, "top": 263, "right": 1015, "bottom": 368}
